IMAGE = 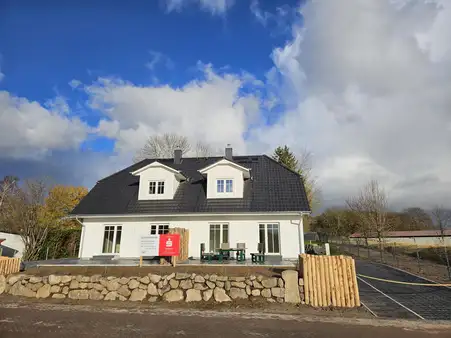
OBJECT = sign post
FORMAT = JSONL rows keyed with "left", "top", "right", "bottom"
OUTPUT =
{"left": 140, "top": 234, "right": 181, "bottom": 266}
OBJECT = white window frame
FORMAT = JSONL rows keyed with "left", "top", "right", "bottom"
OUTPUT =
{"left": 216, "top": 178, "right": 233, "bottom": 194}
{"left": 259, "top": 223, "right": 281, "bottom": 255}
{"left": 149, "top": 180, "right": 165, "bottom": 195}
{"left": 209, "top": 223, "right": 229, "bottom": 252}
{"left": 101, "top": 224, "right": 122, "bottom": 254}
{"left": 150, "top": 224, "right": 170, "bottom": 235}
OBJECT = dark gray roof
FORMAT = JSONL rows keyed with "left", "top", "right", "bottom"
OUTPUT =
{"left": 71, "top": 155, "right": 311, "bottom": 215}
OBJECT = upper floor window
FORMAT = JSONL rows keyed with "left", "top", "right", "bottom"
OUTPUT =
{"left": 149, "top": 181, "right": 165, "bottom": 195}
{"left": 150, "top": 224, "right": 169, "bottom": 235}
{"left": 216, "top": 179, "right": 233, "bottom": 193}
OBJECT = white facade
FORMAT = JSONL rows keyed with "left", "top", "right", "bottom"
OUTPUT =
{"left": 79, "top": 213, "right": 305, "bottom": 259}
{"left": 0, "top": 232, "right": 25, "bottom": 258}
{"left": 132, "top": 162, "right": 183, "bottom": 200}
{"left": 199, "top": 159, "right": 249, "bottom": 199}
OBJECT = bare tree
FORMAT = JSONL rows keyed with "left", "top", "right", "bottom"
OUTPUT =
{"left": 8, "top": 179, "right": 51, "bottom": 261}
{"left": 0, "top": 176, "right": 19, "bottom": 212}
{"left": 134, "top": 134, "right": 191, "bottom": 162}
{"left": 431, "top": 206, "right": 451, "bottom": 279}
{"left": 297, "top": 148, "right": 321, "bottom": 212}
{"left": 194, "top": 141, "right": 215, "bottom": 158}
{"left": 133, "top": 133, "right": 215, "bottom": 162}
{"left": 346, "top": 180, "right": 391, "bottom": 261}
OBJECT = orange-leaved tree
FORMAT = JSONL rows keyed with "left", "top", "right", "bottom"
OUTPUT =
{"left": 41, "top": 185, "right": 88, "bottom": 228}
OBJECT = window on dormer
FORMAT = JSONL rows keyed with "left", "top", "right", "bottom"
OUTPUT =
{"left": 217, "top": 179, "right": 233, "bottom": 193}
{"left": 149, "top": 181, "right": 165, "bottom": 195}
{"left": 226, "top": 179, "right": 233, "bottom": 192}
{"left": 149, "top": 181, "right": 156, "bottom": 194}
{"left": 157, "top": 181, "right": 165, "bottom": 194}
{"left": 217, "top": 179, "right": 224, "bottom": 193}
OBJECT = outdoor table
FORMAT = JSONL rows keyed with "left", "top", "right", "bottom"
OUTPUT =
{"left": 217, "top": 248, "right": 246, "bottom": 262}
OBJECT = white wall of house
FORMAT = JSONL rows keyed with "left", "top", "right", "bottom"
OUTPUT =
{"left": 0, "top": 232, "right": 25, "bottom": 258}
{"left": 136, "top": 166, "right": 180, "bottom": 200}
{"left": 204, "top": 164, "right": 245, "bottom": 199}
{"left": 79, "top": 214, "right": 304, "bottom": 259}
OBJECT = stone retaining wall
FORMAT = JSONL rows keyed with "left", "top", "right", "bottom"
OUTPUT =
{"left": 0, "top": 270, "right": 305, "bottom": 304}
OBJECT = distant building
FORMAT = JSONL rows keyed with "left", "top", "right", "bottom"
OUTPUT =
{"left": 350, "top": 230, "right": 451, "bottom": 247}
{"left": 0, "top": 232, "right": 24, "bottom": 258}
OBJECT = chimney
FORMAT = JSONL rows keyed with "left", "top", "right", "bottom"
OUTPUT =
{"left": 225, "top": 144, "right": 233, "bottom": 161}
{"left": 174, "top": 149, "right": 182, "bottom": 164}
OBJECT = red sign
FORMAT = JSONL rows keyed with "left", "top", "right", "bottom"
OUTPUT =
{"left": 158, "top": 234, "right": 180, "bottom": 256}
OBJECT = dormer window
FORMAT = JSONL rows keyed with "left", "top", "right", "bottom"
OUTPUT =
{"left": 217, "top": 179, "right": 233, "bottom": 193}
{"left": 149, "top": 181, "right": 165, "bottom": 195}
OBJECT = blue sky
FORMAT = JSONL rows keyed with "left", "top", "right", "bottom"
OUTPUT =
{"left": 1, "top": 0, "right": 451, "bottom": 210}
{"left": 1, "top": 0, "right": 299, "bottom": 128}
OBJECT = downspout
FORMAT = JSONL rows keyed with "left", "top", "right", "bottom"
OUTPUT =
{"left": 299, "top": 212, "right": 305, "bottom": 254}
{"left": 75, "top": 217, "right": 84, "bottom": 258}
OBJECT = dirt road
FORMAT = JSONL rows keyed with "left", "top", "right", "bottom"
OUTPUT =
{"left": 0, "top": 299, "right": 450, "bottom": 337}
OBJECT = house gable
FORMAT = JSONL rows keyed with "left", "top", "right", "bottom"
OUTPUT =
{"left": 198, "top": 159, "right": 250, "bottom": 199}
{"left": 131, "top": 161, "right": 185, "bottom": 200}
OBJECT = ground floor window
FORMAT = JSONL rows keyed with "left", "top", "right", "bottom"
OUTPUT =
{"left": 209, "top": 223, "right": 229, "bottom": 252}
{"left": 102, "top": 225, "right": 122, "bottom": 253}
{"left": 259, "top": 223, "right": 280, "bottom": 254}
{"left": 150, "top": 224, "right": 169, "bottom": 235}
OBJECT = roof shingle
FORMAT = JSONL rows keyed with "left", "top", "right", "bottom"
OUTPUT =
{"left": 71, "top": 155, "right": 311, "bottom": 215}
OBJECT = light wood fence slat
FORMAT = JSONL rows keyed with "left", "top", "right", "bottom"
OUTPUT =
{"left": 307, "top": 254, "right": 314, "bottom": 306}
{"left": 324, "top": 256, "right": 331, "bottom": 307}
{"left": 0, "top": 257, "right": 21, "bottom": 276}
{"left": 350, "top": 258, "right": 361, "bottom": 307}
{"left": 170, "top": 228, "right": 190, "bottom": 266}
{"left": 311, "top": 255, "right": 318, "bottom": 307}
{"left": 299, "top": 254, "right": 360, "bottom": 308}
{"left": 332, "top": 256, "right": 342, "bottom": 307}
{"left": 302, "top": 254, "right": 310, "bottom": 305}
{"left": 318, "top": 256, "right": 329, "bottom": 307}
{"left": 328, "top": 256, "right": 337, "bottom": 307}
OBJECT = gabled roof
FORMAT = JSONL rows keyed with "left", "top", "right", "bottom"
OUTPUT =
{"left": 130, "top": 161, "right": 186, "bottom": 180}
{"left": 71, "top": 155, "right": 311, "bottom": 216}
{"left": 198, "top": 158, "right": 251, "bottom": 179}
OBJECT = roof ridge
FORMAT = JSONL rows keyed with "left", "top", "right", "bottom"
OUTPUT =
{"left": 97, "top": 159, "right": 151, "bottom": 183}
{"left": 263, "top": 154, "right": 303, "bottom": 178}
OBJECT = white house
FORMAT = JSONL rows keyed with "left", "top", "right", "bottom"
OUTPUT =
{"left": 70, "top": 147, "right": 311, "bottom": 260}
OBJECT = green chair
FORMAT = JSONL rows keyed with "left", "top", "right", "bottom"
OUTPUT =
{"left": 251, "top": 243, "right": 265, "bottom": 263}
{"left": 236, "top": 242, "right": 246, "bottom": 262}
{"left": 200, "top": 243, "right": 214, "bottom": 263}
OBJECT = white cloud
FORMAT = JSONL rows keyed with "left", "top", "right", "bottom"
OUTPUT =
{"left": 146, "top": 50, "right": 174, "bottom": 71}
{"left": 165, "top": 0, "right": 234, "bottom": 15}
{"left": 250, "top": 0, "right": 299, "bottom": 36}
{"left": 0, "top": 91, "right": 90, "bottom": 159}
{"left": 252, "top": 0, "right": 451, "bottom": 210}
{"left": 82, "top": 64, "right": 261, "bottom": 160}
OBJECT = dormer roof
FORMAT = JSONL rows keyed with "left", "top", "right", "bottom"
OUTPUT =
{"left": 130, "top": 161, "right": 186, "bottom": 180}
{"left": 198, "top": 158, "right": 251, "bottom": 179}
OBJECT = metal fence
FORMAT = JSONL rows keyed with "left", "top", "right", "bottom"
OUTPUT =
{"left": 330, "top": 237, "right": 451, "bottom": 282}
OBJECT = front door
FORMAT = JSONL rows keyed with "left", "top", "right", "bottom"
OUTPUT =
{"left": 259, "top": 223, "right": 280, "bottom": 254}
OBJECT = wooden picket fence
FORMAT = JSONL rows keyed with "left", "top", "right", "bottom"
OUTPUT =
{"left": 300, "top": 254, "right": 360, "bottom": 308}
{"left": 170, "top": 228, "right": 190, "bottom": 266}
{"left": 0, "top": 257, "right": 21, "bottom": 275}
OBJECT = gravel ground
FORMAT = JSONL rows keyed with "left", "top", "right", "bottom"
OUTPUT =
{"left": 1, "top": 297, "right": 450, "bottom": 338}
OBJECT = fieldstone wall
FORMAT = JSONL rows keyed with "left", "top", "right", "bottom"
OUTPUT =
{"left": 0, "top": 271, "right": 305, "bottom": 304}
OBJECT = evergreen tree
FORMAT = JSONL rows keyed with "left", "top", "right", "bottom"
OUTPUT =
{"left": 272, "top": 146, "right": 299, "bottom": 171}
